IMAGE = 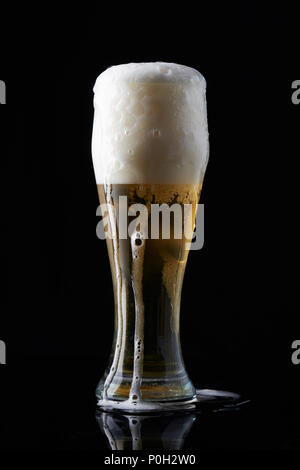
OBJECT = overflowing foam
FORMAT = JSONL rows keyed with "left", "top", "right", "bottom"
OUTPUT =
{"left": 92, "top": 62, "right": 209, "bottom": 184}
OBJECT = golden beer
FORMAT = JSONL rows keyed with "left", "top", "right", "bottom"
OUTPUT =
{"left": 96, "top": 183, "right": 201, "bottom": 402}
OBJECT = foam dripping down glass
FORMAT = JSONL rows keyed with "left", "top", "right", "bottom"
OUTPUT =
{"left": 91, "top": 62, "right": 238, "bottom": 412}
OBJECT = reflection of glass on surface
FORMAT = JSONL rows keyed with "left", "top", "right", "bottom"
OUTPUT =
{"left": 96, "top": 411, "right": 196, "bottom": 450}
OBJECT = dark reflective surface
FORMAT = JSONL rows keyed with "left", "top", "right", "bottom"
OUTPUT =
{"left": 96, "top": 392, "right": 251, "bottom": 450}
{"left": 1, "top": 358, "right": 299, "bottom": 450}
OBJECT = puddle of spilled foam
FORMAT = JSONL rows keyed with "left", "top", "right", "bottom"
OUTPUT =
{"left": 97, "top": 389, "right": 242, "bottom": 414}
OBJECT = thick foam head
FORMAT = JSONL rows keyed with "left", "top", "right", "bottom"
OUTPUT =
{"left": 92, "top": 62, "right": 209, "bottom": 184}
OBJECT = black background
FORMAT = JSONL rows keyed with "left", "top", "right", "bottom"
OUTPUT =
{"left": 0, "top": 2, "right": 299, "bottom": 451}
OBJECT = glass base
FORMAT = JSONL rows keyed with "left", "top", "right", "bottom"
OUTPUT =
{"left": 96, "top": 371, "right": 195, "bottom": 402}
{"left": 97, "top": 388, "right": 243, "bottom": 414}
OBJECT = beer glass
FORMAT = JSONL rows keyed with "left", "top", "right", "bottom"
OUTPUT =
{"left": 92, "top": 62, "right": 209, "bottom": 412}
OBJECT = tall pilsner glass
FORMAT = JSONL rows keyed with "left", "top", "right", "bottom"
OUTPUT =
{"left": 92, "top": 62, "right": 209, "bottom": 412}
